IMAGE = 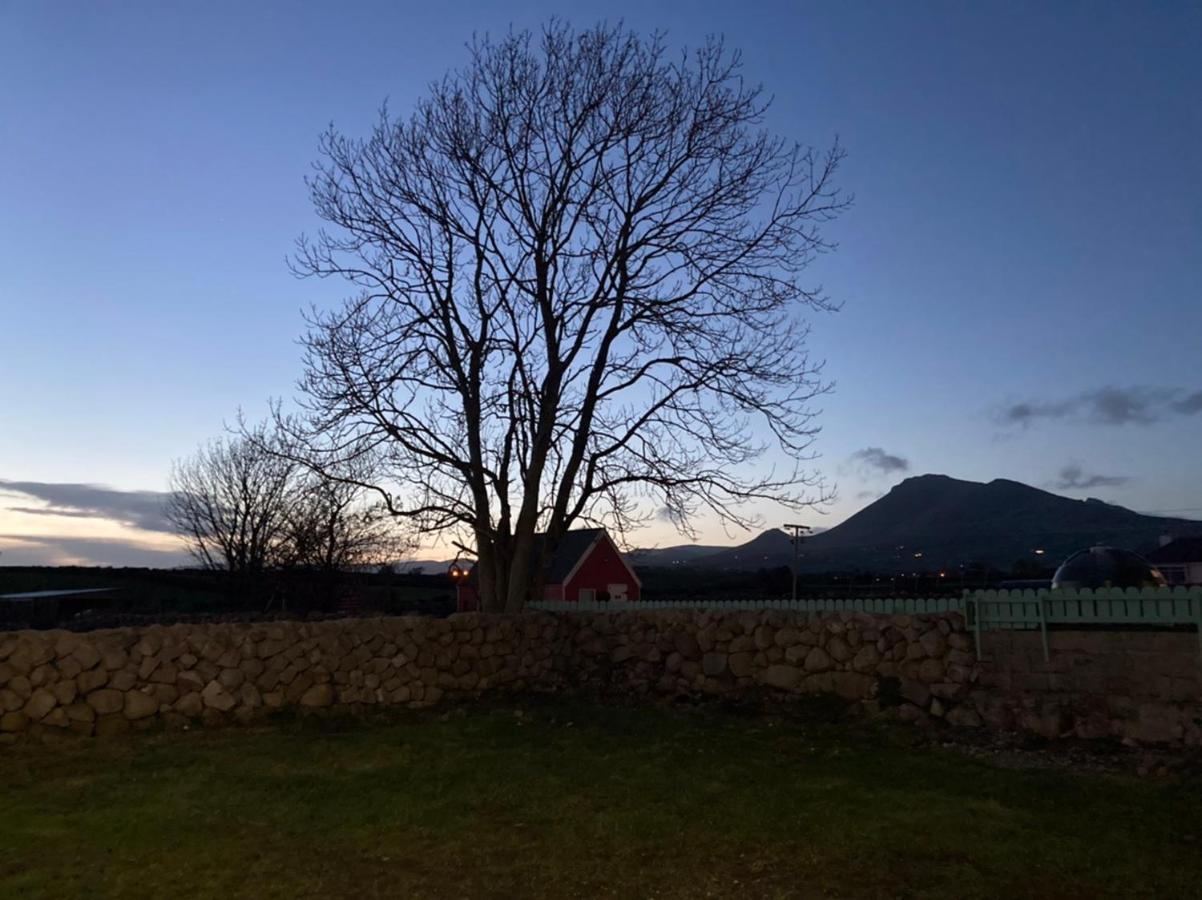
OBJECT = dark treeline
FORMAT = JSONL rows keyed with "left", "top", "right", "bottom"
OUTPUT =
{"left": 0, "top": 566, "right": 455, "bottom": 630}
{"left": 2, "top": 557, "right": 1060, "bottom": 630}
{"left": 634, "top": 561, "right": 1056, "bottom": 602}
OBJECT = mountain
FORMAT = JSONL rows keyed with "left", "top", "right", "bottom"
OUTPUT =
{"left": 669, "top": 529, "right": 796, "bottom": 571}
{"left": 647, "top": 474, "right": 1201, "bottom": 573}
{"left": 394, "top": 559, "right": 456, "bottom": 574}
{"left": 625, "top": 543, "right": 728, "bottom": 567}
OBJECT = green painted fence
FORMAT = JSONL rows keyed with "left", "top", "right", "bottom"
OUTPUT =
{"left": 964, "top": 587, "right": 1202, "bottom": 660}
{"left": 529, "top": 587, "right": 1202, "bottom": 661}
{"left": 531, "top": 587, "right": 1202, "bottom": 619}
{"left": 527, "top": 596, "right": 965, "bottom": 615}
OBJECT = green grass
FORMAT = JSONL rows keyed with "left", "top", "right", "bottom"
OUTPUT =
{"left": 1, "top": 701, "right": 1198, "bottom": 899}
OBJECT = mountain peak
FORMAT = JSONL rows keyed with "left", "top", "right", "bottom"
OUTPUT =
{"left": 890, "top": 473, "right": 977, "bottom": 493}
{"left": 895, "top": 473, "right": 956, "bottom": 485}
{"left": 656, "top": 474, "right": 1201, "bottom": 573}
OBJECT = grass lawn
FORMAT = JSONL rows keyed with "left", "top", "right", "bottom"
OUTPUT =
{"left": 1, "top": 700, "right": 1198, "bottom": 899}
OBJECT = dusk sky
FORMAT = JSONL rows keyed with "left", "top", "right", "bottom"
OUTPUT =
{"left": 2, "top": 1, "right": 1199, "bottom": 567}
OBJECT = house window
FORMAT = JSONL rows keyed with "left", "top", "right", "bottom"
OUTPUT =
{"left": 578, "top": 588, "right": 596, "bottom": 603}
{"left": 1160, "top": 565, "right": 1187, "bottom": 585}
{"left": 608, "top": 583, "right": 628, "bottom": 602}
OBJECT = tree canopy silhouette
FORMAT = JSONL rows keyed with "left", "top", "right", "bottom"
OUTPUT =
{"left": 289, "top": 22, "right": 849, "bottom": 611}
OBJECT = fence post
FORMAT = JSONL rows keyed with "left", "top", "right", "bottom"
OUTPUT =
{"left": 972, "top": 594, "right": 983, "bottom": 660}
{"left": 1037, "top": 593, "right": 1050, "bottom": 663}
{"left": 1195, "top": 591, "right": 1202, "bottom": 667}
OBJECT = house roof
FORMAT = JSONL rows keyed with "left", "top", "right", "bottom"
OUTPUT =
{"left": 1147, "top": 537, "right": 1202, "bottom": 565}
{"left": 464, "top": 528, "right": 618, "bottom": 586}
{"left": 542, "top": 528, "right": 607, "bottom": 583}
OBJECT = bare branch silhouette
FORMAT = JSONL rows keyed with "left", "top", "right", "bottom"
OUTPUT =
{"left": 287, "top": 22, "right": 849, "bottom": 610}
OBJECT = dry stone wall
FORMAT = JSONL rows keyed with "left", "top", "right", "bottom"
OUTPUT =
{"left": 0, "top": 609, "right": 976, "bottom": 745}
{"left": 977, "top": 630, "right": 1202, "bottom": 746}
{"left": 559, "top": 608, "right": 980, "bottom": 726}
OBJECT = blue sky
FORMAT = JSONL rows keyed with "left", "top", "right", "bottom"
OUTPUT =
{"left": 1, "top": 1, "right": 1199, "bottom": 565}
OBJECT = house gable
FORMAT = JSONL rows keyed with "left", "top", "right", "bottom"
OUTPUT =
{"left": 561, "top": 531, "right": 641, "bottom": 602}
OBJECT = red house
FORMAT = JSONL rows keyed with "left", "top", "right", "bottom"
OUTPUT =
{"left": 456, "top": 528, "right": 642, "bottom": 611}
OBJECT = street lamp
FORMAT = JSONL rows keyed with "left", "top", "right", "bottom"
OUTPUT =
{"left": 783, "top": 523, "right": 812, "bottom": 602}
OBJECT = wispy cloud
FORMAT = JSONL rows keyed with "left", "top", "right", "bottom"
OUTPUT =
{"left": 998, "top": 386, "right": 1202, "bottom": 428}
{"left": 847, "top": 447, "right": 910, "bottom": 477}
{"left": 654, "top": 506, "right": 687, "bottom": 527}
{"left": 1052, "top": 463, "right": 1130, "bottom": 491}
{"left": 6, "top": 506, "right": 99, "bottom": 519}
{"left": 0, "top": 480, "right": 173, "bottom": 533}
{"left": 0, "top": 534, "right": 189, "bottom": 567}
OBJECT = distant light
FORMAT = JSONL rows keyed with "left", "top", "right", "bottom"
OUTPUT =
{"left": 939, "top": 571, "right": 946, "bottom": 578}
{"left": 913, "top": 551, "right": 923, "bottom": 559}
{"left": 1034, "top": 548, "right": 1046, "bottom": 555}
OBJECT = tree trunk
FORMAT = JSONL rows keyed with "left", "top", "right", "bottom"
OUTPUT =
{"left": 474, "top": 534, "right": 503, "bottom": 613}
{"left": 504, "top": 526, "right": 536, "bottom": 613}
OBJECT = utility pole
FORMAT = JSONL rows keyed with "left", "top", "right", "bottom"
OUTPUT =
{"left": 783, "top": 523, "right": 812, "bottom": 602}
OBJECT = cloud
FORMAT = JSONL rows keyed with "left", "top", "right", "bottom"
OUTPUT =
{"left": 6, "top": 506, "right": 100, "bottom": 519}
{"left": 0, "top": 534, "right": 190, "bottom": 567}
{"left": 1052, "top": 463, "right": 1131, "bottom": 491}
{"left": 654, "top": 505, "right": 690, "bottom": 528}
{"left": 848, "top": 447, "right": 910, "bottom": 476}
{"left": 998, "top": 386, "right": 1202, "bottom": 428}
{"left": 1173, "top": 391, "right": 1202, "bottom": 415}
{"left": 0, "top": 480, "right": 173, "bottom": 533}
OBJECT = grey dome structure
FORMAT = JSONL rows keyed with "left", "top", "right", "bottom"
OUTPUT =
{"left": 1051, "top": 546, "right": 1167, "bottom": 590}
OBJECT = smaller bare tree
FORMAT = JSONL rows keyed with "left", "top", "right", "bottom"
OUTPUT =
{"left": 167, "top": 423, "right": 297, "bottom": 574}
{"left": 172, "top": 421, "right": 413, "bottom": 604}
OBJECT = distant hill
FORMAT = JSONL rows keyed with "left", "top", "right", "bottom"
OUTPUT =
{"left": 625, "top": 543, "right": 727, "bottom": 568}
{"left": 672, "top": 530, "right": 796, "bottom": 571}
{"left": 394, "top": 559, "right": 456, "bottom": 575}
{"left": 641, "top": 474, "right": 1202, "bottom": 573}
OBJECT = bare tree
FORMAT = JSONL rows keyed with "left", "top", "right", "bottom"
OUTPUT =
{"left": 167, "top": 424, "right": 297, "bottom": 574}
{"left": 288, "top": 22, "right": 849, "bottom": 611}
{"left": 171, "top": 423, "right": 410, "bottom": 586}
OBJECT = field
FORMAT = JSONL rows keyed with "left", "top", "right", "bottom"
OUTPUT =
{"left": 1, "top": 701, "right": 1199, "bottom": 899}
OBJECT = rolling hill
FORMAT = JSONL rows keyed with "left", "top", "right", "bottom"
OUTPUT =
{"left": 624, "top": 543, "right": 729, "bottom": 568}
{"left": 645, "top": 474, "right": 1201, "bottom": 573}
